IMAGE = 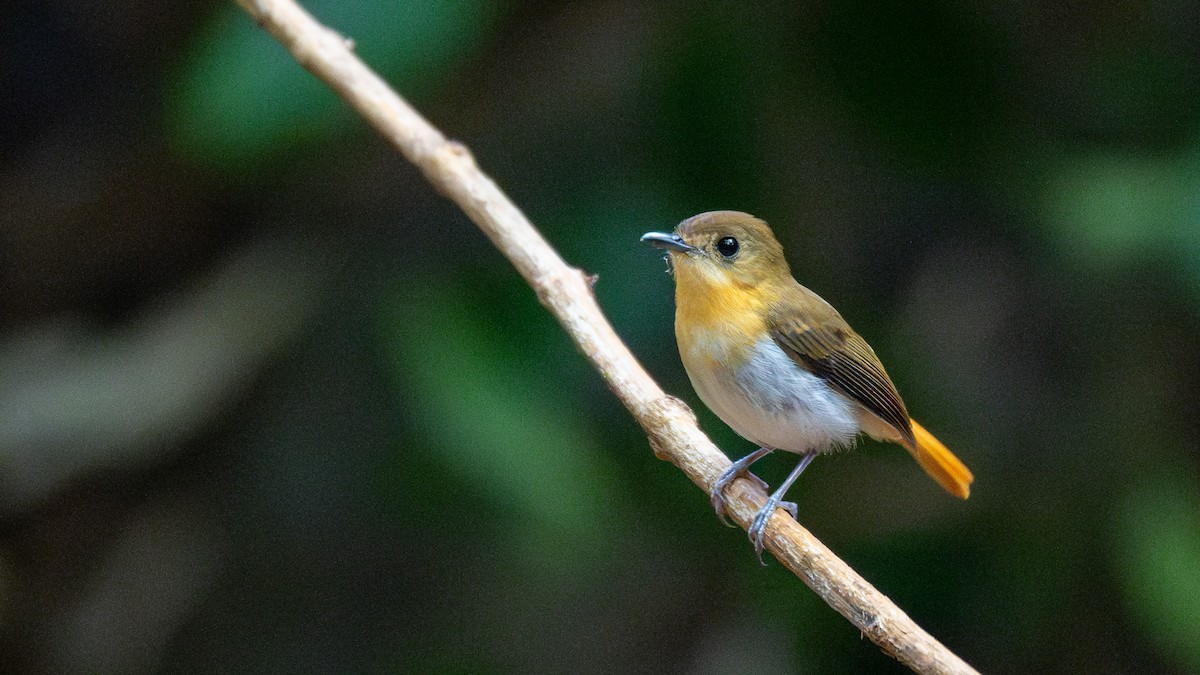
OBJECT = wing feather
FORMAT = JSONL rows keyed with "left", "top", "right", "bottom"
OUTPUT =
{"left": 769, "top": 313, "right": 914, "bottom": 444}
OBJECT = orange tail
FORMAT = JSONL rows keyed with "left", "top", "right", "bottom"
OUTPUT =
{"left": 905, "top": 419, "right": 973, "bottom": 499}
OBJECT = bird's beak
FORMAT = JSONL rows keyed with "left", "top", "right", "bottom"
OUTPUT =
{"left": 641, "top": 231, "right": 697, "bottom": 253}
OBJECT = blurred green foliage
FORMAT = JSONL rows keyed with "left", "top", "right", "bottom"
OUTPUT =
{"left": 169, "top": 0, "right": 500, "bottom": 171}
{"left": 381, "top": 284, "right": 615, "bottom": 560}
{"left": 1044, "top": 143, "right": 1200, "bottom": 299}
{"left": 1118, "top": 475, "right": 1200, "bottom": 672}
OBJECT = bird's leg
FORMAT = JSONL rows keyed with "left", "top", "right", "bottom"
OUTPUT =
{"left": 710, "top": 447, "right": 773, "bottom": 526}
{"left": 748, "top": 452, "right": 816, "bottom": 564}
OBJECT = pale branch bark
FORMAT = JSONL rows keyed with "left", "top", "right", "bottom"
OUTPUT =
{"left": 232, "top": 1, "right": 979, "bottom": 673}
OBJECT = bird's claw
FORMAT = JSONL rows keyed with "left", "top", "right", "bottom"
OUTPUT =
{"left": 709, "top": 447, "right": 774, "bottom": 526}
{"left": 710, "top": 469, "right": 769, "bottom": 527}
{"left": 711, "top": 494, "right": 734, "bottom": 528}
{"left": 747, "top": 452, "right": 816, "bottom": 564}
{"left": 747, "top": 497, "right": 798, "bottom": 565}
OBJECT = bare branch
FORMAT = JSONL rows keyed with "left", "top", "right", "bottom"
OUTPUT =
{"left": 232, "top": 1, "right": 979, "bottom": 673}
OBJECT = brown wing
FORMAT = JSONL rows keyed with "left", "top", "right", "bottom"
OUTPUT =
{"left": 769, "top": 313, "right": 914, "bottom": 445}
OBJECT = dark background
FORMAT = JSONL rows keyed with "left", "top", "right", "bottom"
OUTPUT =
{"left": 3, "top": 1, "right": 1200, "bottom": 673}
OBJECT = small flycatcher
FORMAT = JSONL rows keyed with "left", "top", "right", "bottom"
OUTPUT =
{"left": 643, "top": 211, "right": 972, "bottom": 558}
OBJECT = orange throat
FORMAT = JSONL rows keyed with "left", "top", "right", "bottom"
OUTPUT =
{"left": 672, "top": 257, "right": 769, "bottom": 369}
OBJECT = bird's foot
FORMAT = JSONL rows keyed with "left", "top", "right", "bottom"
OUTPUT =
{"left": 747, "top": 452, "right": 816, "bottom": 565}
{"left": 710, "top": 447, "right": 774, "bottom": 526}
{"left": 710, "top": 468, "right": 768, "bottom": 526}
{"left": 747, "top": 495, "right": 795, "bottom": 565}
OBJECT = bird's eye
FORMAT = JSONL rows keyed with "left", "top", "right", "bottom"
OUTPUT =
{"left": 715, "top": 237, "right": 739, "bottom": 258}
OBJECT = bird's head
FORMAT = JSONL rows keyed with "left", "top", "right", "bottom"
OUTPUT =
{"left": 641, "top": 211, "right": 791, "bottom": 292}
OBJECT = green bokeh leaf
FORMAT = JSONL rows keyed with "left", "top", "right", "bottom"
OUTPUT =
{"left": 168, "top": 0, "right": 500, "bottom": 171}
{"left": 1116, "top": 474, "right": 1200, "bottom": 671}
{"left": 1041, "top": 143, "right": 1200, "bottom": 301}
{"left": 1043, "top": 150, "right": 1200, "bottom": 255}
{"left": 380, "top": 284, "right": 612, "bottom": 551}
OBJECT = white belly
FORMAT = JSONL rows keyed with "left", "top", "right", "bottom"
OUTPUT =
{"left": 685, "top": 337, "right": 860, "bottom": 453}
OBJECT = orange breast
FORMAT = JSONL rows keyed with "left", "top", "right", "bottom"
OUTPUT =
{"left": 673, "top": 262, "right": 767, "bottom": 372}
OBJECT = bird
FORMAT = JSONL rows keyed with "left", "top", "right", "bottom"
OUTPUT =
{"left": 642, "top": 211, "right": 972, "bottom": 560}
